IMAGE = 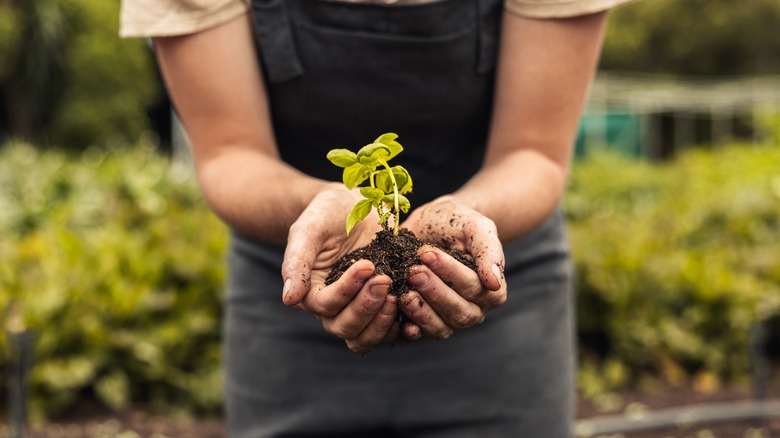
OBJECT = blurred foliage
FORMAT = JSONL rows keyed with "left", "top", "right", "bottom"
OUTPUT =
{"left": 0, "top": 3, "right": 21, "bottom": 81}
{"left": 51, "top": 0, "right": 158, "bottom": 148}
{"left": 0, "top": 0, "right": 158, "bottom": 147}
{"left": 568, "top": 141, "right": 780, "bottom": 396}
{"left": 0, "top": 142, "right": 227, "bottom": 419}
{"left": 603, "top": 0, "right": 780, "bottom": 75}
{"left": 2, "top": 137, "right": 780, "bottom": 416}
{"left": 0, "top": 0, "right": 68, "bottom": 142}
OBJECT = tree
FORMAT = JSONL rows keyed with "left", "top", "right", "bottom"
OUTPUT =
{"left": 602, "top": 0, "right": 780, "bottom": 76}
{"left": 0, "top": 0, "right": 159, "bottom": 148}
{"left": 0, "top": 0, "right": 68, "bottom": 143}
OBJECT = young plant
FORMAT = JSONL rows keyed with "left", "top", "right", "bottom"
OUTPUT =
{"left": 327, "top": 133, "right": 413, "bottom": 236}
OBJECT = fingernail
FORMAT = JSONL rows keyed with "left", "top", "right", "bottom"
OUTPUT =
{"left": 408, "top": 271, "right": 428, "bottom": 287}
{"left": 420, "top": 251, "right": 437, "bottom": 267}
{"left": 356, "top": 268, "right": 374, "bottom": 281}
{"left": 282, "top": 278, "right": 292, "bottom": 301}
{"left": 491, "top": 264, "right": 503, "bottom": 285}
{"left": 370, "top": 283, "right": 389, "bottom": 300}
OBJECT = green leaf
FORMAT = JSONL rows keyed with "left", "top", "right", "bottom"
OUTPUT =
{"left": 381, "top": 194, "right": 411, "bottom": 213}
{"left": 357, "top": 143, "right": 391, "bottom": 165}
{"left": 374, "top": 133, "right": 403, "bottom": 160}
{"left": 95, "top": 369, "right": 130, "bottom": 410}
{"left": 326, "top": 149, "right": 358, "bottom": 168}
{"left": 359, "top": 187, "right": 384, "bottom": 202}
{"left": 342, "top": 163, "right": 369, "bottom": 189}
{"left": 346, "top": 199, "right": 372, "bottom": 235}
{"left": 391, "top": 165, "right": 413, "bottom": 195}
{"left": 398, "top": 194, "right": 411, "bottom": 213}
{"left": 375, "top": 169, "right": 393, "bottom": 194}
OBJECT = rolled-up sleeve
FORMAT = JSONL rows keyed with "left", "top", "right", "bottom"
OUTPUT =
{"left": 505, "top": 0, "right": 638, "bottom": 18}
{"left": 120, "top": 0, "right": 249, "bottom": 37}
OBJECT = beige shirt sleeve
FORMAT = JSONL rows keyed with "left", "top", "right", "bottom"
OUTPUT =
{"left": 120, "top": 0, "right": 635, "bottom": 38}
{"left": 505, "top": 0, "right": 638, "bottom": 18}
{"left": 120, "top": 0, "right": 250, "bottom": 37}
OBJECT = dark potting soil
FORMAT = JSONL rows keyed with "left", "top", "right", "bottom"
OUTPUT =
{"left": 325, "top": 228, "right": 477, "bottom": 297}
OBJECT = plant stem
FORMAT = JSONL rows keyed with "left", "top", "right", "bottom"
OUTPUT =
{"left": 370, "top": 171, "right": 387, "bottom": 227}
{"left": 379, "top": 160, "right": 400, "bottom": 235}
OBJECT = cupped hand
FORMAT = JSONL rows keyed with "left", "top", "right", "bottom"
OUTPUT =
{"left": 399, "top": 196, "right": 506, "bottom": 340}
{"left": 281, "top": 184, "right": 399, "bottom": 354}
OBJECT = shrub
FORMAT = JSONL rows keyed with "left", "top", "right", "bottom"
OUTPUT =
{"left": 568, "top": 143, "right": 780, "bottom": 395}
{"left": 0, "top": 142, "right": 227, "bottom": 419}
{"left": 602, "top": 0, "right": 780, "bottom": 75}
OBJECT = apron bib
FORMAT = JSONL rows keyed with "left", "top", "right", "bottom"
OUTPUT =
{"left": 251, "top": 0, "right": 501, "bottom": 206}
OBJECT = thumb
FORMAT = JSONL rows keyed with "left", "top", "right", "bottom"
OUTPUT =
{"left": 281, "top": 222, "right": 320, "bottom": 306}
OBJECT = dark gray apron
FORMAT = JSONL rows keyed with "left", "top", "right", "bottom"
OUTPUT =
{"left": 225, "top": 0, "right": 574, "bottom": 436}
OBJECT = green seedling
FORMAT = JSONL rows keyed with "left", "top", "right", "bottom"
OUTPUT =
{"left": 327, "top": 133, "right": 413, "bottom": 236}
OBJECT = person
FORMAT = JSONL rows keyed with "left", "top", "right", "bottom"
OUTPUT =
{"left": 121, "top": 0, "right": 634, "bottom": 435}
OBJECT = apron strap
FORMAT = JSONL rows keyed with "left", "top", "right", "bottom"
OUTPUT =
{"left": 475, "top": 0, "right": 502, "bottom": 74}
{"left": 251, "top": 0, "right": 305, "bottom": 83}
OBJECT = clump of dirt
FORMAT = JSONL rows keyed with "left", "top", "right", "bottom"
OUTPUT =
{"left": 325, "top": 228, "right": 476, "bottom": 297}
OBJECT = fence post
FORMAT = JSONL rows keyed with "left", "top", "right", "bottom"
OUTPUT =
{"left": 749, "top": 320, "right": 769, "bottom": 401}
{"left": 5, "top": 303, "right": 35, "bottom": 438}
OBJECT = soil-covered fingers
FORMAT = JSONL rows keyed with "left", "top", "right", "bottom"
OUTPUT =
{"left": 401, "top": 321, "right": 423, "bottom": 341}
{"left": 301, "top": 260, "right": 375, "bottom": 317}
{"left": 418, "top": 246, "right": 485, "bottom": 301}
{"left": 420, "top": 245, "right": 506, "bottom": 312}
{"left": 344, "top": 294, "right": 398, "bottom": 354}
{"left": 320, "top": 274, "right": 392, "bottom": 341}
{"left": 280, "top": 229, "right": 318, "bottom": 306}
{"left": 406, "top": 265, "right": 485, "bottom": 331}
{"left": 400, "top": 291, "right": 456, "bottom": 340}
{"left": 464, "top": 216, "right": 505, "bottom": 293}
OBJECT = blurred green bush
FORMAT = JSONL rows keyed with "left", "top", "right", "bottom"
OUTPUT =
{"left": 1, "top": 139, "right": 779, "bottom": 417}
{"left": 602, "top": 0, "right": 780, "bottom": 75}
{"left": 0, "top": 0, "right": 158, "bottom": 148}
{"left": 0, "top": 142, "right": 227, "bottom": 419}
{"left": 569, "top": 142, "right": 780, "bottom": 396}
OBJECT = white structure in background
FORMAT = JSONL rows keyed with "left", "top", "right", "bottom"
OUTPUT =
{"left": 580, "top": 73, "right": 780, "bottom": 159}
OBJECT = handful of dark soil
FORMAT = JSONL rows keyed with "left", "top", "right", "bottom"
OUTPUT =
{"left": 325, "top": 229, "right": 477, "bottom": 297}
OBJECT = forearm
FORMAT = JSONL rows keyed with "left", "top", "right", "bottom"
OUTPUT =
{"left": 453, "top": 149, "right": 567, "bottom": 241}
{"left": 154, "top": 14, "right": 334, "bottom": 243}
{"left": 450, "top": 11, "right": 607, "bottom": 241}
{"left": 196, "top": 147, "right": 333, "bottom": 243}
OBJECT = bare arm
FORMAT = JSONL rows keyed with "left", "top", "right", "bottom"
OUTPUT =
{"left": 154, "top": 14, "right": 328, "bottom": 243}
{"left": 456, "top": 11, "right": 608, "bottom": 240}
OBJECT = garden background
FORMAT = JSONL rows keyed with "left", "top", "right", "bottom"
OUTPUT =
{"left": 1, "top": 0, "right": 780, "bottom": 436}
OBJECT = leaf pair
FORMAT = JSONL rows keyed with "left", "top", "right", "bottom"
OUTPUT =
{"left": 327, "top": 133, "right": 405, "bottom": 190}
{"left": 349, "top": 186, "right": 411, "bottom": 232}
{"left": 326, "top": 133, "right": 414, "bottom": 235}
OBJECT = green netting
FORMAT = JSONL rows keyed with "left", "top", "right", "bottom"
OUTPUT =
{"left": 575, "top": 110, "right": 642, "bottom": 158}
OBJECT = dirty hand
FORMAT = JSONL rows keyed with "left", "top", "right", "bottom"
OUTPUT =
{"left": 399, "top": 196, "right": 506, "bottom": 340}
{"left": 281, "top": 184, "right": 399, "bottom": 354}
